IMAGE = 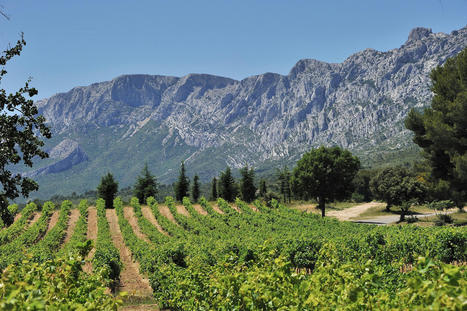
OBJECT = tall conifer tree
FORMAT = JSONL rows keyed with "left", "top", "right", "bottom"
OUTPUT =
{"left": 192, "top": 174, "right": 200, "bottom": 202}
{"left": 175, "top": 161, "right": 190, "bottom": 202}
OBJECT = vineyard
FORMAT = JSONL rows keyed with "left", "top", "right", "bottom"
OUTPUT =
{"left": 0, "top": 197, "right": 466, "bottom": 310}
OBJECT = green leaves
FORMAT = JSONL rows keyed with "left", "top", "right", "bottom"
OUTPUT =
{"left": 406, "top": 47, "right": 467, "bottom": 208}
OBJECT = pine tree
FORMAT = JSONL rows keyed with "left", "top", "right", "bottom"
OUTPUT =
{"left": 405, "top": 47, "right": 467, "bottom": 209}
{"left": 175, "top": 161, "right": 190, "bottom": 202}
{"left": 210, "top": 177, "right": 218, "bottom": 201}
{"left": 97, "top": 173, "right": 119, "bottom": 209}
{"left": 134, "top": 163, "right": 158, "bottom": 204}
{"left": 192, "top": 174, "right": 200, "bottom": 203}
{"left": 219, "top": 167, "right": 237, "bottom": 202}
{"left": 240, "top": 166, "right": 256, "bottom": 203}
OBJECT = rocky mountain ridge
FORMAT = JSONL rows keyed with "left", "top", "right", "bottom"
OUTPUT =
{"left": 27, "top": 25, "right": 467, "bottom": 198}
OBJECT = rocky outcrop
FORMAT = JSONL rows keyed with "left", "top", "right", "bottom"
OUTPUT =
{"left": 25, "top": 139, "right": 88, "bottom": 177}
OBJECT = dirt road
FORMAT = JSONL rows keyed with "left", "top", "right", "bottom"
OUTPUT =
{"left": 327, "top": 202, "right": 386, "bottom": 221}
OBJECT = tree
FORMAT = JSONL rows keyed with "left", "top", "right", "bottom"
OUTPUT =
{"left": 175, "top": 161, "right": 189, "bottom": 202}
{"left": 0, "top": 35, "right": 51, "bottom": 226}
{"left": 278, "top": 166, "right": 292, "bottom": 203}
{"left": 405, "top": 47, "right": 467, "bottom": 209}
{"left": 291, "top": 146, "right": 360, "bottom": 217}
{"left": 219, "top": 167, "right": 237, "bottom": 202}
{"left": 352, "top": 169, "right": 374, "bottom": 202}
{"left": 240, "top": 166, "right": 256, "bottom": 203}
{"left": 259, "top": 179, "right": 267, "bottom": 198}
{"left": 134, "top": 163, "right": 158, "bottom": 204}
{"left": 97, "top": 173, "right": 118, "bottom": 209}
{"left": 192, "top": 174, "right": 200, "bottom": 203}
{"left": 210, "top": 177, "right": 218, "bottom": 201}
{"left": 370, "top": 167, "right": 409, "bottom": 211}
{"left": 370, "top": 166, "right": 427, "bottom": 219}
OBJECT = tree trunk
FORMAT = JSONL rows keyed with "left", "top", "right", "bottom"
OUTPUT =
{"left": 319, "top": 197, "right": 325, "bottom": 217}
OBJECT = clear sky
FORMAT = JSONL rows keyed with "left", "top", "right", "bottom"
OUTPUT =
{"left": 0, "top": 0, "right": 466, "bottom": 100}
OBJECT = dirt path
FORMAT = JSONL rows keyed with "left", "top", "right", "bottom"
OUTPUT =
{"left": 175, "top": 204, "right": 190, "bottom": 217}
{"left": 192, "top": 204, "right": 208, "bottom": 216}
{"left": 231, "top": 204, "right": 242, "bottom": 213}
{"left": 211, "top": 204, "right": 224, "bottom": 214}
{"left": 28, "top": 212, "right": 41, "bottom": 227}
{"left": 120, "top": 304, "right": 159, "bottom": 311}
{"left": 105, "top": 209, "right": 153, "bottom": 297}
{"left": 159, "top": 205, "right": 178, "bottom": 225}
{"left": 13, "top": 213, "right": 21, "bottom": 223}
{"left": 355, "top": 210, "right": 458, "bottom": 225}
{"left": 249, "top": 204, "right": 259, "bottom": 212}
{"left": 83, "top": 206, "right": 97, "bottom": 273}
{"left": 62, "top": 208, "right": 81, "bottom": 245}
{"left": 327, "top": 202, "right": 386, "bottom": 221}
{"left": 141, "top": 206, "right": 168, "bottom": 236}
{"left": 45, "top": 210, "right": 60, "bottom": 234}
{"left": 124, "top": 207, "right": 150, "bottom": 243}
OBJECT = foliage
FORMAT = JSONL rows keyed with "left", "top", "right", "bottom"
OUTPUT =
{"left": 291, "top": 146, "right": 360, "bottom": 217}
{"left": 210, "top": 177, "right": 218, "bottom": 201}
{"left": 174, "top": 161, "right": 189, "bottom": 202}
{"left": 352, "top": 169, "right": 374, "bottom": 202}
{"left": 259, "top": 179, "right": 267, "bottom": 198}
{"left": 93, "top": 198, "right": 121, "bottom": 289}
{"left": 134, "top": 163, "right": 158, "bottom": 205}
{"left": 97, "top": 173, "right": 118, "bottom": 209}
{"left": 240, "top": 166, "right": 256, "bottom": 203}
{"left": 277, "top": 166, "right": 292, "bottom": 203}
{"left": 370, "top": 166, "right": 427, "bottom": 214}
{"left": 0, "top": 35, "right": 51, "bottom": 226}
{"left": 192, "top": 174, "right": 200, "bottom": 203}
{"left": 219, "top": 166, "right": 237, "bottom": 202}
{"left": 0, "top": 255, "right": 121, "bottom": 310}
{"left": 405, "top": 47, "right": 467, "bottom": 209}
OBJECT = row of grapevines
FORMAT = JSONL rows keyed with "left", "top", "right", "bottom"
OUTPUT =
{"left": 130, "top": 197, "right": 169, "bottom": 244}
{"left": 59, "top": 199, "right": 90, "bottom": 257}
{"left": 147, "top": 196, "right": 185, "bottom": 238}
{"left": 114, "top": 197, "right": 161, "bottom": 275}
{"left": 0, "top": 202, "right": 53, "bottom": 269}
{"left": 30, "top": 200, "right": 72, "bottom": 262}
{"left": 0, "top": 202, "right": 36, "bottom": 245}
{"left": 92, "top": 198, "right": 121, "bottom": 288}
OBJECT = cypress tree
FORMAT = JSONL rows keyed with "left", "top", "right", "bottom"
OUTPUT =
{"left": 210, "top": 177, "right": 218, "bottom": 201}
{"left": 259, "top": 179, "right": 267, "bottom": 198}
{"left": 192, "top": 174, "right": 200, "bottom": 203}
{"left": 278, "top": 166, "right": 292, "bottom": 203}
{"left": 134, "top": 163, "right": 158, "bottom": 204}
{"left": 175, "top": 161, "right": 190, "bottom": 202}
{"left": 97, "top": 173, "right": 119, "bottom": 209}
{"left": 240, "top": 166, "right": 256, "bottom": 202}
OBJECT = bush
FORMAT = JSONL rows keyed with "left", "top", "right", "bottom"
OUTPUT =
{"left": 351, "top": 192, "right": 365, "bottom": 203}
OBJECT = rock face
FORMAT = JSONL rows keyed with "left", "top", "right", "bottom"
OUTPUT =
{"left": 25, "top": 139, "right": 88, "bottom": 178}
{"left": 27, "top": 25, "right": 467, "bottom": 198}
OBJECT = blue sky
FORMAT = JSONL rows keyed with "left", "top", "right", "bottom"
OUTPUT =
{"left": 0, "top": 0, "right": 466, "bottom": 100}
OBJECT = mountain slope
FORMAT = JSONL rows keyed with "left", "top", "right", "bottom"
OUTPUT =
{"left": 26, "top": 26, "right": 467, "bottom": 199}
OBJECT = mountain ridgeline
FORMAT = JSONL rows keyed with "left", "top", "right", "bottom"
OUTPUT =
{"left": 27, "top": 26, "right": 467, "bottom": 198}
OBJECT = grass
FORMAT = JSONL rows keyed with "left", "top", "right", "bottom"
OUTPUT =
{"left": 355, "top": 204, "right": 432, "bottom": 219}
{"left": 415, "top": 210, "right": 467, "bottom": 227}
